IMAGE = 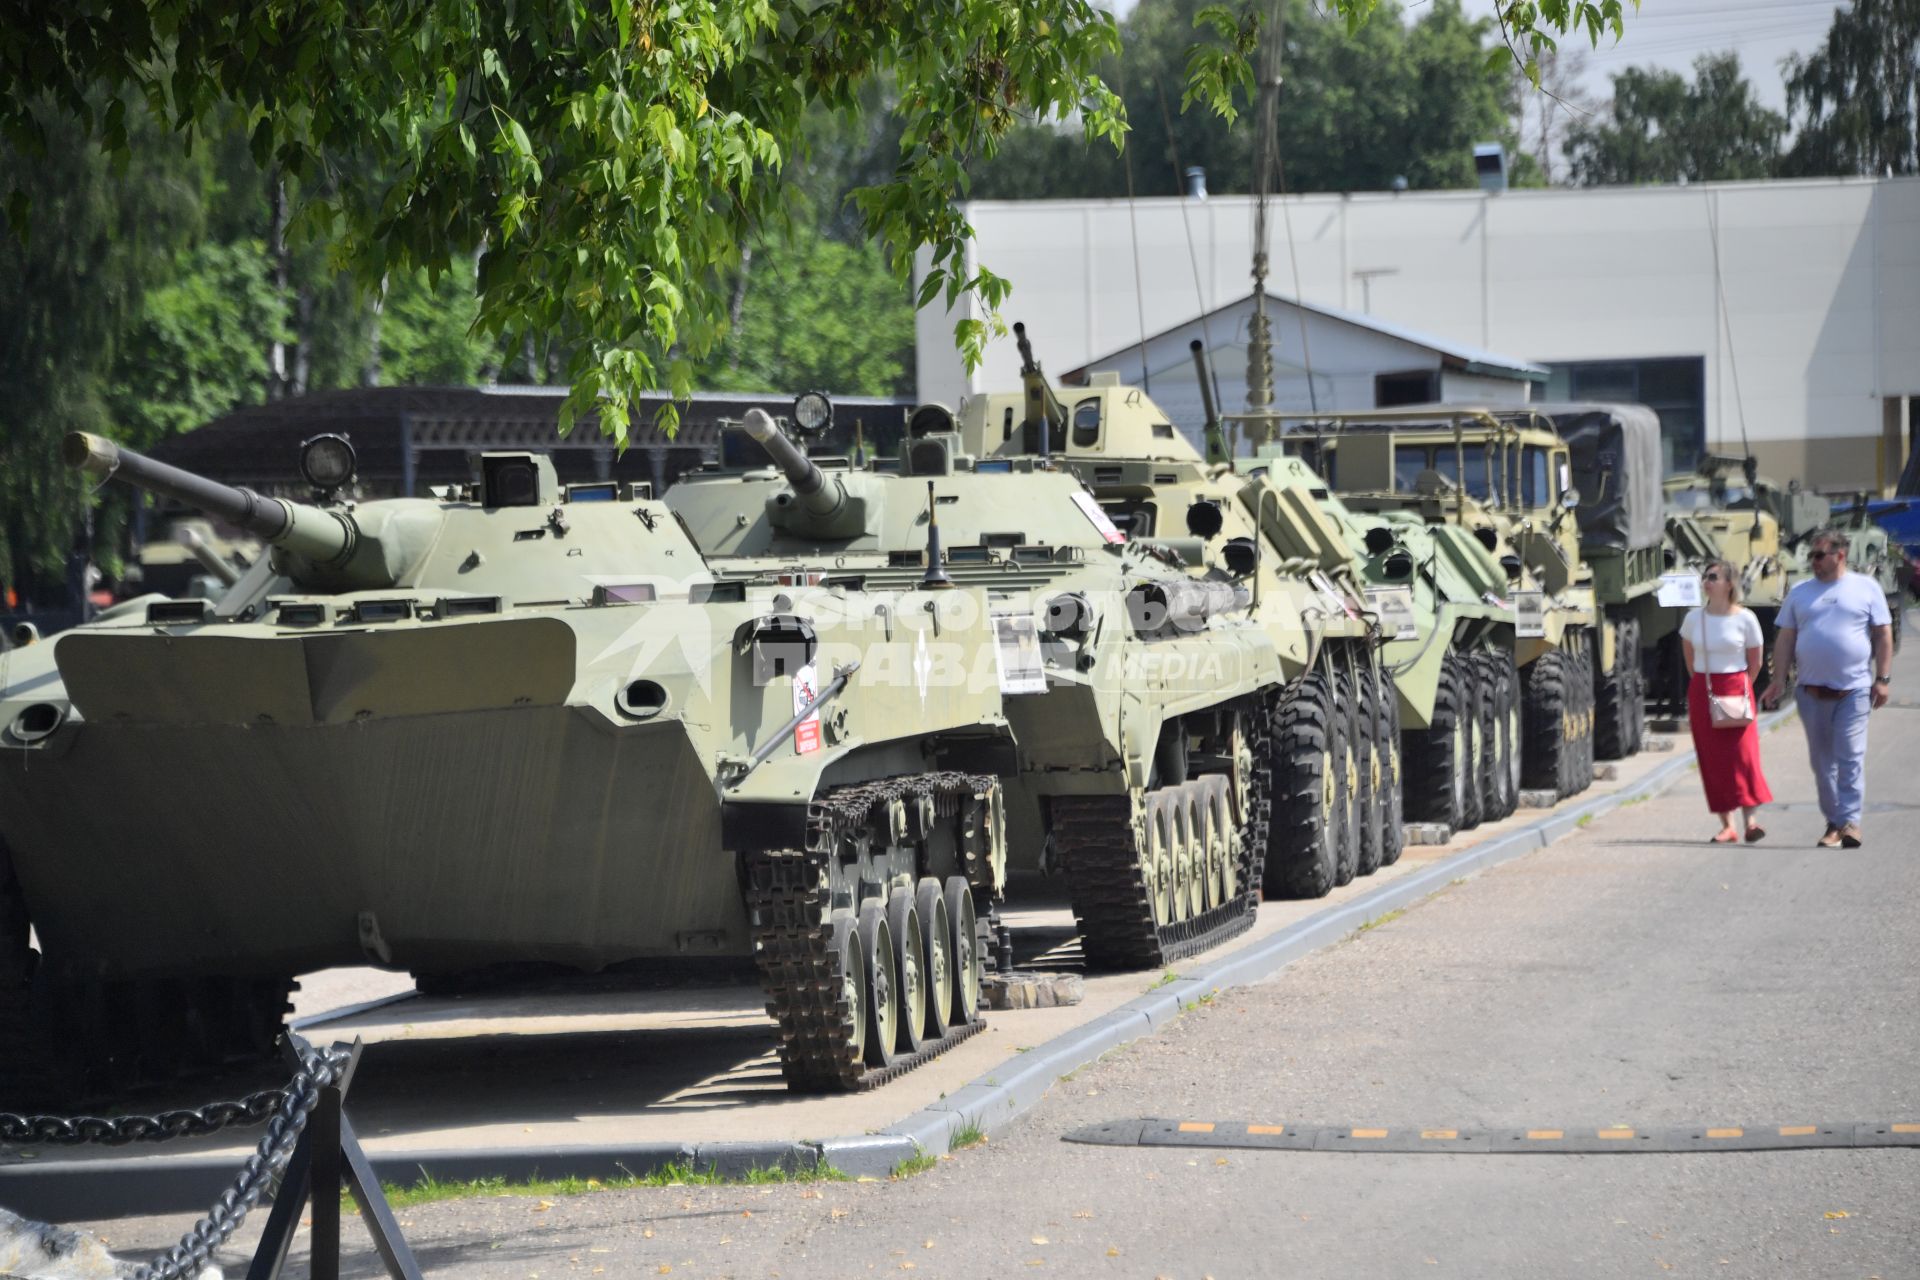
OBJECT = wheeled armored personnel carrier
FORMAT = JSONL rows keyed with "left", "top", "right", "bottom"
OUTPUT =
{"left": 926, "top": 328, "right": 1397, "bottom": 898}
{"left": 1243, "top": 406, "right": 1619, "bottom": 803}
{"left": 666, "top": 397, "right": 1293, "bottom": 964}
{"left": 1, "top": 419, "right": 1015, "bottom": 1102}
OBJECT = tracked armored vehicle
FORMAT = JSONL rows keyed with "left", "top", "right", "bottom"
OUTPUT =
{"left": 1, "top": 418, "right": 1014, "bottom": 1103}
{"left": 667, "top": 398, "right": 1288, "bottom": 965}
{"left": 925, "top": 328, "right": 1395, "bottom": 899}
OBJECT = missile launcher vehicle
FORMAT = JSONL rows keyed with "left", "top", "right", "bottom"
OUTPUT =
{"left": 666, "top": 395, "right": 1294, "bottom": 963}
{"left": 920, "top": 326, "right": 1397, "bottom": 898}
{"left": 1, "top": 418, "right": 1017, "bottom": 1103}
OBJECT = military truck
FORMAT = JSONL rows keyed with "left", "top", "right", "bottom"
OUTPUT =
{"left": 666, "top": 399, "right": 1294, "bottom": 963}
{"left": 926, "top": 327, "right": 1398, "bottom": 898}
{"left": 2, "top": 419, "right": 1016, "bottom": 1102}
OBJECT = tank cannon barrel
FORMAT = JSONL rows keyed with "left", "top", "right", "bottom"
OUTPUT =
{"left": 63, "top": 432, "right": 355, "bottom": 567}
{"left": 741, "top": 409, "right": 843, "bottom": 520}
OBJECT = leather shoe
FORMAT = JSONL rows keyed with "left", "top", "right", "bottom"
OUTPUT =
{"left": 1839, "top": 823, "right": 1863, "bottom": 849}
{"left": 1817, "top": 825, "right": 1842, "bottom": 848}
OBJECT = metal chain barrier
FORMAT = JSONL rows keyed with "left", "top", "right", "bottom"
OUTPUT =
{"left": 131, "top": 1040, "right": 353, "bottom": 1280}
{"left": 0, "top": 1038, "right": 353, "bottom": 1280}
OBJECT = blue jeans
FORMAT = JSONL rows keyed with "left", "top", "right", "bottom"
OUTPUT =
{"left": 1795, "top": 688, "right": 1871, "bottom": 827}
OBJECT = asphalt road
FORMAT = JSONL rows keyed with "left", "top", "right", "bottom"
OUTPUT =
{"left": 79, "top": 628, "right": 1920, "bottom": 1278}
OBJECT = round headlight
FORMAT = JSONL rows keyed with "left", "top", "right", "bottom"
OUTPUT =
{"left": 792, "top": 391, "right": 833, "bottom": 436}
{"left": 300, "top": 433, "right": 357, "bottom": 493}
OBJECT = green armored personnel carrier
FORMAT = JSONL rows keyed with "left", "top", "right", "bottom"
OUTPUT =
{"left": 1, "top": 417, "right": 1014, "bottom": 1102}
{"left": 1244, "top": 406, "right": 1613, "bottom": 804}
{"left": 667, "top": 397, "right": 1292, "bottom": 963}
{"left": 923, "top": 327, "right": 1396, "bottom": 899}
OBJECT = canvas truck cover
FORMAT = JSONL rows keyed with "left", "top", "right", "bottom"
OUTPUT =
{"left": 1539, "top": 402, "right": 1666, "bottom": 553}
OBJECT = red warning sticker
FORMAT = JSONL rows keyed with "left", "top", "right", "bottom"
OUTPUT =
{"left": 792, "top": 661, "right": 822, "bottom": 754}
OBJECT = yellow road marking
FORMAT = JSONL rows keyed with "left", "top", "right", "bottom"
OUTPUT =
{"left": 1706, "top": 1128, "right": 1744, "bottom": 1139}
{"left": 1246, "top": 1125, "right": 1286, "bottom": 1136}
{"left": 1350, "top": 1128, "right": 1388, "bottom": 1139}
{"left": 1527, "top": 1130, "right": 1564, "bottom": 1141}
{"left": 1893, "top": 1124, "right": 1920, "bottom": 1134}
{"left": 1178, "top": 1122, "right": 1215, "bottom": 1133}
{"left": 1597, "top": 1129, "right": 1634, "bottom": 1140}
{"left": 1421, "top": 1130, "right": 1458, "bottom": 1140}
{"left": 1779, "top": 1126, "right": 1817, "bottom": 1136}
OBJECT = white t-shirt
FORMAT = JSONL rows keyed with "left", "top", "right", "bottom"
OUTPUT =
{"left": 1680, "top": 607, "right": 1764, "bottom": 674}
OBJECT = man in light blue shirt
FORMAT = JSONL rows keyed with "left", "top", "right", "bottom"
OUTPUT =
{"left": 1760, "top": 527, "right": 1895, "bottom": 847}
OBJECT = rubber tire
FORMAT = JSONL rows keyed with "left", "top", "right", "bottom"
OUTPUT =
{"left": 1405, "top": 654, "right": 1468, "bottom": 832}
{"left": 914, "top": 879, "right": 952, "bottom": 1041}
{"left": 1522, "top": 650, "right": 1571, "bottom": 796}
{"left": 1594, "top": 619, "right": 1633, "bottom": 761}
{"left": 1331, "top": 669, "right": 1361, "bottom": 888}
{"left": 944, "top": 878, "right": 981, "bottom": 1028}
{"left": 1354, "top": 669, "right": 1388, "bottom": 878}
{"left": 1494, "top": 650, "right": 1522, "bottom": 821}
{"left": 858, "top": 901, "right": 899, "bottom": 1069}
{"left": 1375, "top": 671, "right": 1406, "bottom": 867}
{"left": 1265, "top": 671, "right": 1341, "bottom": 900}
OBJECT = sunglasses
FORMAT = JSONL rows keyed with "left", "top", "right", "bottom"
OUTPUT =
{"left": 1809, "top": 549, "right": 1839, "bottom": 560}
{"left": 1703, "top": 573, "right": 1723, "bottom": 582}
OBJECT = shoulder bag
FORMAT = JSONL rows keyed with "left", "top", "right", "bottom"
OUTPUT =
{"left": 1701, "top": 609, "right": 1756, "bottom": 729}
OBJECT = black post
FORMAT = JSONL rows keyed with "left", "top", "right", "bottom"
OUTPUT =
{"left": 246, "top": 1038, "right": 424, "bottom": 1280}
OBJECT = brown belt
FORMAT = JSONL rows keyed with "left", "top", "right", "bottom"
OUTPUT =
{"left": 1799, "top": 685, "right": 1859, "bottom": 701}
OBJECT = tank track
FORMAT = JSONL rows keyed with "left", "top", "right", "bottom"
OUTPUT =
{"left": 1053, "top": 694, "right": 1273, "bottom": 971}
{"left": 744, "top": 771, "right": 996, "bottom": 1092}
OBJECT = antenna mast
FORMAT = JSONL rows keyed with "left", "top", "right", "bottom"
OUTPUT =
{"left": 1244, "top": 0, "right": 1286, "bottom": 444}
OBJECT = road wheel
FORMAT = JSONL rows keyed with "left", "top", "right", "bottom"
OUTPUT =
{"left": 944, "top": 878, "right": 981, "bottom": 1027}
{"left": 1146, "top": 793, "right": 1176, "bottom": 926}
{"left": 913, "top": 880, "right": 952, "bottom": 1041}
{"left": 858, "top": 901, "right": 899, "bottom": 1068}
{"left": 1197, "top": 776, "right": 1234, "bottom": 908}
{"left": 1265, "top": 671, "right": 1341, "bottom": 900}
{"left": 886, "top": 890, "right": 927, "bottom": 1056}
{"left": 830, "top": 910, "right": 868, "bottom": 1069}
{"left": 1174, "top": 787, "right": 1205, "bottom": 922}
{"left": 1522, "top": 650, "right": 1571, "bottom": 795}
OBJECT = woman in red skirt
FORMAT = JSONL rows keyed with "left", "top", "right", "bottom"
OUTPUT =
{"left": 1679, "top": 558, "right": 1773, "bottom": 842}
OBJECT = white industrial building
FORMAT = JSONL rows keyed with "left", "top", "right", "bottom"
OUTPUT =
{"left": 914, "top": 176, "right": 1920, "bottom": 490}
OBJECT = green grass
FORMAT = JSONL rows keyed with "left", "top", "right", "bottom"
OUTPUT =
{"left": 949, "top": 1121, "right": 988, "bottom": 1150}
{"left": 1149, "top": 969, "right": 1180, "bottom": 990}
{"left": 891, "top": 1149, "right": 938, "bottom": 1179}
{"left": 1356, "top": 907, "right": 1405, "bottom": 935}
{"left": 1576, "top": 813, "right": 1595, "bottom": 828}
{"left": 371, "top": 1158, "right": 847, "bottom": 1208}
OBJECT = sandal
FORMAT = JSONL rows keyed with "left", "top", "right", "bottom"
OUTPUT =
{"left": 1711, "top": 829, "right": 1740, "bottom": 844}
{"left": 1744, "top": 824, "right": 1767, "bottom": 843}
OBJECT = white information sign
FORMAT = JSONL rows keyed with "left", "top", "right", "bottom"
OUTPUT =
{"left": 1365, "top": 586, "right": 1420, "bottom": 641}
{"left": 1070, "top": 491, "right": 1127, "bottom": 545}
{"left": 1513, "top": 591, "right": 1547, "bottom": 639}
{"left": 1656, "top": 572, "right": 1703, "bottom": 608}
{"left": 991, "top": 613, "right": 1049, "bottom": 695}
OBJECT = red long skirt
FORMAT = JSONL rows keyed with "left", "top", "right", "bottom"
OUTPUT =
{"left": 1687, "top": 672, "right": 1773, "bottom": 812}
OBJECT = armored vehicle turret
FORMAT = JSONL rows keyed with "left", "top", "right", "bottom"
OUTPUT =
{"left": 1, "top": 415, "right": 1015, "bottom": 1103}
{"left": 668, "top": 397, "right": 1289, "bottom": 967}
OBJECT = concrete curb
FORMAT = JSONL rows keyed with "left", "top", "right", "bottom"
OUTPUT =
{"left": 1, "top": 714, "right": 1784, "bottom": 1221}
